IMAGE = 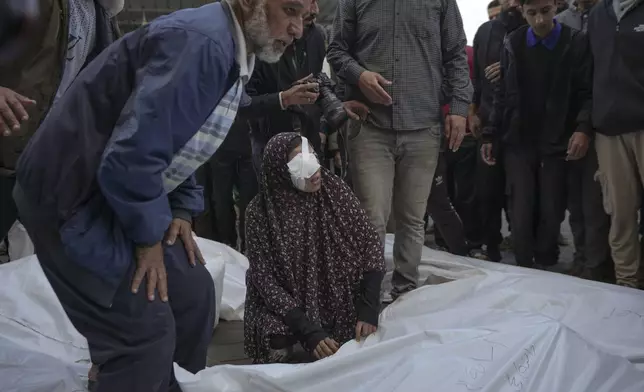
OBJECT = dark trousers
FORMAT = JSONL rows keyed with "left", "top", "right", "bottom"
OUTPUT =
{"left": 426, "top": 153, "right": 469, "bottom": 256}
{"left": 15, "top": 188, "right": 216, "bottom": 392}
{"left": 0, "top": 175, "right": 18, "bottom": 240}
{"left": 477, "top": 145, "right": 507, "bottom": 249}
{"left": 444, "top": 135, "right": 482, "bottom": 247}
{"left": 567, "top": 145, "right": 613, "bottom": 275}
{"left": 208, "top": 150, "right": 258, "bottom": 252}
{"left": 193, "top": 165, "right": 217, "bottom": 240}
{"left": 251, "top": 136, "right": 265, "bottom": 182}
{"left": 504, "top": 149, "right": 567, "bottom": 267}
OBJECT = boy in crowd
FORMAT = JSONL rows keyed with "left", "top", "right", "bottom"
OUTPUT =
{"left": 470, "top": 0, "right": 526, "bottom": 261}
{"left": 480, "top": 0, "right": 593, "bottom": 269}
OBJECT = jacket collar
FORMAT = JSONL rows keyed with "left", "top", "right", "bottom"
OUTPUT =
{"left": 527, "top": 20, "right": 562, "bottom": 50}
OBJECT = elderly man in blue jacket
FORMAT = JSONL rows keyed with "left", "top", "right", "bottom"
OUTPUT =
{"left": 12, "top": 0, "right": 310, "bottom": 391}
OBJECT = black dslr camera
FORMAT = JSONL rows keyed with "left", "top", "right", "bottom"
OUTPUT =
{"left": 296, "top": 73, "right": 349, "bottom": 131}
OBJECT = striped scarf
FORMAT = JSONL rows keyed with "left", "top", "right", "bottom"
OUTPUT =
{"left": 162, "top": 78, "right": 244, "bottom": 193}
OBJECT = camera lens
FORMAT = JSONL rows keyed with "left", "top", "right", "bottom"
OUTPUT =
{"left": 314, "top": 73, "right": 349, "bottom": 130}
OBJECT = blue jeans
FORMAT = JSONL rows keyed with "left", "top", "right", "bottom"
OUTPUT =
{"left": 347, "top": 121, "right": 441, "bottom": 297}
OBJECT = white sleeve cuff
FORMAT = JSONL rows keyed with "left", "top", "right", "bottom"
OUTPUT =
{"left": 279, "top": 92, "right": 286, "bottom": 110}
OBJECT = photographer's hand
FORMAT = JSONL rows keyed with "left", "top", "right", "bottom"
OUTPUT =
{"left": 358, "top": 71, "right": 392, "bottom": 106}
{"left": 281, "top": 83, "right": 319, "bottom": 107}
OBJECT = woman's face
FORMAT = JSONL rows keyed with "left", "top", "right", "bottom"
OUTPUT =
{"left": 287, "top": 144, "right": 322, "bottom": 193}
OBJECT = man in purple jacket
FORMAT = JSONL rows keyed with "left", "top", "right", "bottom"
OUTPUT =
{"left": 12, "top": 0, "right": 310, "bottom": 391}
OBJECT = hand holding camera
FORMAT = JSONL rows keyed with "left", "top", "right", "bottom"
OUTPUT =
{"left": 281, "top": 74, "right": 319, "bottom": 107}
{"left": 287, "top": 73, "right": 351, "bottom": 130}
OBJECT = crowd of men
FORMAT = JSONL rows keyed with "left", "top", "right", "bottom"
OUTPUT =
{"left": 188, "top": 0, "right": 641, "bottom": 290}
{"left": 0, "top": 0, "right": 643, "bottom": 389}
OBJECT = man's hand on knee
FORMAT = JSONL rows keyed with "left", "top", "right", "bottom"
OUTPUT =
{"left": 132, "top": 243, "right": 168, "bottom": 302}
{"left": 165, "top": 218, "right": 205, "bottom": 267}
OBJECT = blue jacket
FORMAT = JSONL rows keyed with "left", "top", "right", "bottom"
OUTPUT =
{"left": 16, "top": 3, "right": 241, "bottom": 306}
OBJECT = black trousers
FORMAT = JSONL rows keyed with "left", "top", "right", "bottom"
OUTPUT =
{"left": 208, "top": 149, "right": 258, "bottom": 253}
{"left": 477, "top": 144, "right": 508, "bottom": 250}
{"left": 504, "top": 149, "right": 567, "bottom": 267}
{"left": 0, "top": 175, "right": 18, "bottom": 240}
{"left": 193, "top": 165, "right": 217, "bottom": 240}
{"left": 444, "top": 135, "right": 482, "bottom": 247}
{"left": 567, "top": 145, "right": 613, "bottom": 274}
{"left": 15, "top": 187, "right": 215, "bottom": 392}
{"left": 426, "top": 153, "right": 469, "bottom": 256}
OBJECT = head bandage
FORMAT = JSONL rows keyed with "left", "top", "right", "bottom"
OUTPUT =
{"left": 287, "top": 137, "right": 321, "bottom": 191}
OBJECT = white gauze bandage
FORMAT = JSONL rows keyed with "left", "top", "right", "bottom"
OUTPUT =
{"left": 287, "top": 137, "right": 320, "bottom": 191}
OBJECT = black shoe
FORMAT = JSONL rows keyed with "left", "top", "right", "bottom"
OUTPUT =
{"left": 486, "top": 246, "right": 502, "bottom": 262}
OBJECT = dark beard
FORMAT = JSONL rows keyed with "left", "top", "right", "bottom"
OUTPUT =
{"left": 499, "top": 7, "right": 527, "bottom": 33}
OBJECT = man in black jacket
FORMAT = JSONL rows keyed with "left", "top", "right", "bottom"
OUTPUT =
{"left": 241, "top": 0, "right": 367, "bottom": 175}
{"left": 488, "top": 0, "right": 502, "bottom": 19}
{"left": 588, "top": 0, "right": 644, "bottom": 288}
{"left": 199, "top": 118, "right": 257, "bottom": 253}
{"left": 557, "top": 0, "right": 613, "bottom": 283}
{"left": 481, "top": 0, "right": 593, "bottom": 269}
{"left": 470, "top": 0, "right": 526, "bottom": 261}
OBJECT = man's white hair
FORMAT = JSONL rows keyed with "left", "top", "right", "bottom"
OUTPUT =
{"left": 242, "top": 0, "right": 285, "bottom": 63}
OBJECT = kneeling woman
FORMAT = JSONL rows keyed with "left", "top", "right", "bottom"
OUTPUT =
{"left": 244, "top": 133, "right": 385, "bottom": 364}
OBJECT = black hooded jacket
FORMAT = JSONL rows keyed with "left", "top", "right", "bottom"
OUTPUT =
{"left": 588, "top": 0, "right": 644, "bottom": 135}
{"left": 472, "top": 8, "right": 527, "bottom": 125}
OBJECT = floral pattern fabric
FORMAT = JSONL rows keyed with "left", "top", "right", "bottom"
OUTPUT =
{"left": 243, "top": 132, "right": 385, "bottom": 363}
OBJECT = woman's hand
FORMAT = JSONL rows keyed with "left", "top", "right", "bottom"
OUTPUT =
{"left": 355, "top": 321, "right": 377, "bottom": 342}
{"left": 313, "top": 337, "right": 340, "bottom": 359}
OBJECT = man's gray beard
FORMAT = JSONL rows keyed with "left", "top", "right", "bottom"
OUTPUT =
{"left": 245, "top": 0, "right": 284, "bottom": 63}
